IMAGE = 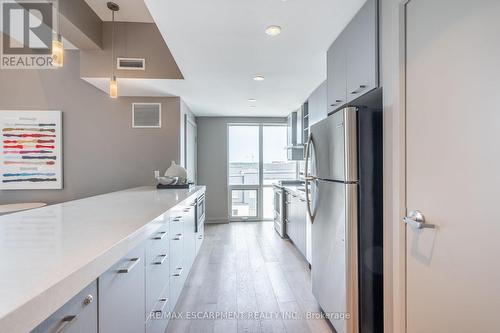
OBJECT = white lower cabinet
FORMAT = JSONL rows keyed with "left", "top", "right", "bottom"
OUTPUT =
{"left": 146, "top": 222, "right": 170, "bottom": 328}
{"left": 99, "top": 243, "right": 146, "bottom": 333}
{"left": 146, "top": 285, "right": 170, "bottom": 333}
{"left": 285, "top": 191, "right": 307, "bottom": 258}
{"left": 169, "top": 212, "right": 185, "bottom": 307}
{"left": 195, "top": 220, "right": 204, "bottom": 255}
{"left": 31, "top": 281, "right": 97, "bottom": 333}
{"left": 182, "top": 202, "right": 197, "bottom": 274}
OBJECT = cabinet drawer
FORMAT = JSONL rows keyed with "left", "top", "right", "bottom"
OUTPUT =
{"left": 146, "top": 286, "right": 170, "bottom": 333}
{"left": 195, "top": 222, "right": 204, "bottom": 255}
{"left": 31, "top": 281, "right": 97, "bottom": 333}
{"left": 99, "top": 244, "right": 145, "bottom": 333}
{"left": 169, "top": 264, "right": 185, "bottom": 310}
{"left": 183, "top": 206, "right": 196, "bottom": 273}
{"left": 169, "top": 214, "right": 184, "bottom": 239}
{"left": 146, "top": 232, "right": 170, "bottom": 314}
{"left": 170, "top": 219, "right": 184, "bottom": 269}
{"left": 146, "top": 225, "right": 169, "bottom": 263}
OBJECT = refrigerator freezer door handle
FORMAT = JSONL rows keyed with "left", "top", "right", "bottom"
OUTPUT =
{"left": 304, "top": 133, "right": 316, "bottom": 223}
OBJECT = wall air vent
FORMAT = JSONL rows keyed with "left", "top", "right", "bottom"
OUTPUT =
{"left": 132, "top": 103, "right": 161, "bottom": 128}
{"left": 117, "top": 58, "right": 146, "bottom": 70}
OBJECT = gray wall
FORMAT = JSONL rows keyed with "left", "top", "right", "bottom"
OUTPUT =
{"left": 0, "top": 51, "right": 182, "bottom": 205}
{"left": 80, "top": 22, "right": 183, "bottom": 80}
{"left": 197, "top": 117, "right": 285, "bottom": 223}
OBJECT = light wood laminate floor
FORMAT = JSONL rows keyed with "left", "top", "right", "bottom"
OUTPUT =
{"left": 166, "top": 222, "right": 335, "bottom": 333}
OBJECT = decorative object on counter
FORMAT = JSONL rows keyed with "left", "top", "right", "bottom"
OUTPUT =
{"left": 157, "top": 176, "right": 180, "bottom": 185}
{"left": 0, "top": 110, "right": 63, "bottom": 189}
{"left": 164, "top": 161, "right": 187, "bottom": 182}
{"left": 156, "top": 161, "right": 193, "bottom": 189}
{"left": 156, "top": 182, "right": 194, "bottom": 189}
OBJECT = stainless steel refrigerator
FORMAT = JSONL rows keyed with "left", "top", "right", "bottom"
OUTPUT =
{"left": 305, "top": 103, "right": 383, "bottom": 333}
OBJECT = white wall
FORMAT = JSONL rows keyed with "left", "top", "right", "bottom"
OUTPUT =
{"left": 197, "top": 117, "right": 286, "bottom": 223}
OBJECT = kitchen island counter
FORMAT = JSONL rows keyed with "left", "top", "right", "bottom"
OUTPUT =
{"left": 0, "top": 186, "right": 205, "bottom": 333}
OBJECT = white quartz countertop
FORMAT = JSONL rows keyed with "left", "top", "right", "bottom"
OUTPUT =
{"left": 0, "top": 186, "right": 205, "bottom": 333}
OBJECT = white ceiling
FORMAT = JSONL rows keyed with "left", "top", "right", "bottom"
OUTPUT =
{"left": 85, "top": 0, "right": 153, "bottom": 22}
{"left": 143, "top": 0, "right": 366, "bottom": 117}
{"left": 84, "top": 0, "right": 367, "bottom": 117}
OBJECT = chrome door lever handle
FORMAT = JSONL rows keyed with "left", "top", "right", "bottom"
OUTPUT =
{"left": 403, "top": 210, "right": 435, "bottom": 229}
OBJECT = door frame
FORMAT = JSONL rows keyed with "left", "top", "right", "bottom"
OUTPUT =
{"left": 382, "top": 0, "right": 410, "bottom": 332}
{"left": 226, "top": 123, "right": 293, "bottom": 222}
{"left": 227, "top": 123, "right": 263, "bottom": 221}
{"left": 184, "top": 114, "right": 197, "bottom": 184}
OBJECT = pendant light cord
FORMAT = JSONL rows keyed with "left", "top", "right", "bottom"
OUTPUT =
{"left": 111, "top": 10, "right": 115, "bottom": 78}
{"left": 57, "top": 2, "right": 60, "bottom": 38}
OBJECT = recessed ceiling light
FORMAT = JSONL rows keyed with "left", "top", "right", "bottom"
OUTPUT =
{"left": 248, "top": 98, "right": 257, "bottom": 102}
{"left": 249, "top": 105, "right": 257, "bottom": 108}
{"left": 253, "top": 75, "right": 265, "bottom": 81}
{"left": 265, "top": 25, "right": 282, "bottom": 36}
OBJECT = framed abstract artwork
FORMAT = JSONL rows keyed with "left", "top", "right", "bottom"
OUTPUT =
{"left": 0, "top": 110, "right": 63, "bottom": 190}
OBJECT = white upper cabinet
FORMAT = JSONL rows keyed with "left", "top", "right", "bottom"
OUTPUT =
{"left": 327, "top": 0, "right": 378, "bottom": 112}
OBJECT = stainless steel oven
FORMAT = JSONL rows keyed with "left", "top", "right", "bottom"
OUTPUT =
{"left": 273, "top": 186, "right": 285, "bottom": 237}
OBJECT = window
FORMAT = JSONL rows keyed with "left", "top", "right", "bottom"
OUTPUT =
{"left": 231, "top": 189, "right": 258, "bottom": 218}
{"left": 228, "top": 123, "right": 298, "bottom": 221}
{"left": 228, "top": 125, "right": 259, "bottom": 185}
{"left": 263, "top": 125, "right": 297, "bottom": 185}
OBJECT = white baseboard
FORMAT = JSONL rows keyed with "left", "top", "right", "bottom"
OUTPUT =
{"left": 206, "top": 217, "right": 230, "bottom": 224}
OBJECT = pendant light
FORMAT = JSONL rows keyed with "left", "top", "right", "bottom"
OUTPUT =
{"left": 51, "top": 1, "right": 63, "bottom": 67}
{"left": 107, "top": 2, "right": 119, "bottom": 98}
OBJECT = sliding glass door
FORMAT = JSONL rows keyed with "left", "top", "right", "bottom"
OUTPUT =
{"left": 228, "top": 124, "right": 260, "bottom": 220}
{"left": 228, "top": 123, "right": 296, "bottom": 221}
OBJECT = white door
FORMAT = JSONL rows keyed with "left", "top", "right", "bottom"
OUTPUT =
{"left": 406, "top": 1, "right": 500, "bottom": 332}
{"left": 186, "top": 117, "right": 197, "bottom": 184}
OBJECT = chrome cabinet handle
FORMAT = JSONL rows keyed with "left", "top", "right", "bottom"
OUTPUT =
{"left": 350, "top": 84, "right": 367, "bottom": 94}
{"left": 54, "top": 315, "right": 77, "bottom": 333}
{"left": 174, "top": 233, "right": 183, "bottom": 240}
{"left": 153, "top": 254, "right": 168, "bottom": 265}
{"left": 330, "top": 99, "right": 343, "bottom": 107}
{"left": 153, "top": 231, "right": 167, "bottom": 240}
{"left": 152, "top": 298, "right": 169, "bottom": 316}
{"left": 173, "top": 267, "right": 184, "bottom": 277}
{"left": 117, "top": 257, "right": 141, "bottom": 274}
{"left": 403, "top": 210, "right": 435, "bottom": 230}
